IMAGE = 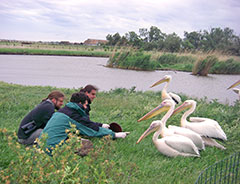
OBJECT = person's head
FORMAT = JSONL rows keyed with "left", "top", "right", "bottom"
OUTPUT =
{"left": 70, "top": 92, "right": 88, "bottom": 109}
{"left": 80, "top": 85, "right": 98, "bottom": 102}
{"left": 46, "top": 90, "right": 65, "bottom": 110}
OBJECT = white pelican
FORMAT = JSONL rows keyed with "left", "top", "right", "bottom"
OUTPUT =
{"left": 172, "top": 99, "right": 227, "bottom": 150}
{"left": 138, "top": 99, "right": 205, "bottom": 151}
{"left": 227, "top": 80, "right": 240, "bottom": 99}
{"left": 150, "top": 75, "right": 181, "bottom": 104}
{"left": 137, "top": 120, "right": 200, "bottom": 157}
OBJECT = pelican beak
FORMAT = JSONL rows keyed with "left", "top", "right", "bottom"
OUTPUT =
{"left": 136, "top": 124, "right": 158, "bottom": 144}
{"left": 172, "top": 101, "right": 190, "bottom": 116}
{"left": 150, "top": 77, "right": 169, "bottom": 88}
{"left": 138, "top": 104, "right": 170, "bottom": 122}
{"left": 227, "top": 80, "right": 240, "bottom": 90}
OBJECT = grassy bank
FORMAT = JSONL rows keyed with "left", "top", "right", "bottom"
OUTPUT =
{"left": 0, "top": 47, "right": 111, "bottom": 57}
{"left": 1, "top": 44, "right": 240, "bottom": 75}
{"left": 108, "top": 50, "right": 240, "bottom": 75}
{"left": 0, "top": 82, "right": 239, "bottom": 183}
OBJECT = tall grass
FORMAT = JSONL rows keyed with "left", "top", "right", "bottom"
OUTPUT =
{"left": 156, "top": 53, "right": 195, "bottom": 71}
{"left": 0, "top": 82, "right": 239, "bottom": 183}
{"left": 210, "top": 58, "right": 240, "bottom": 74}
{"left": 107, "top": 50, "right": 155, "bottom": 70}
{"left": 192, "top": 56, "right": 218, "bottom": 76}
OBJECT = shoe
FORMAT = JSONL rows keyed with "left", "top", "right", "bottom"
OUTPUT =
{"left": 75, "top": 139, "right": 93, "bottom": 157}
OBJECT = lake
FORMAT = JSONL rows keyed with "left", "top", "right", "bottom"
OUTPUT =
{"left": 0, "top": 55, "right": 239, "bottom": 105}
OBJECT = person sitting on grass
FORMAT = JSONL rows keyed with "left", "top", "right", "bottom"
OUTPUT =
{"left": 17, "top": 90, "right": 65, "bottom": 145}
{"left": 79, "top": 84, "right": 98, "bottom": 116}
{"left": 39, "top": 92, "right": 129, "bottom": 155}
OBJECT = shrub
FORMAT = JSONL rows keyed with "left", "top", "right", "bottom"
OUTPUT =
{"left": 0, "top": 126, "right": 138, "bottom": 183}
{"left": 192, "top": 56, "right": 218, "bottom": 76}
{"left": 107, "top": 51, "right": 154, "bottom": 70}
{"left": 157, "top": 53, "right": 195, "bottom": 65}
{"left": 210, "top": 58, "right": 240, "bottom": 74}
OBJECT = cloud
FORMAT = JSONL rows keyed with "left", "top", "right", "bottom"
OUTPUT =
{"left": 0, "top": 0, "right": 239, "bottom": 42}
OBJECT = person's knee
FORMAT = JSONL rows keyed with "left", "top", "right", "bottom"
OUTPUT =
{"left": 34, "top": 129, "right": 43, "bottom": 137}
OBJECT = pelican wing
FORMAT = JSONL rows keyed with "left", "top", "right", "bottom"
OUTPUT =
{"left": 168, "top": 92, "right": 182, "bottom": 104}
{"left": 201, "top": 137, "right": 226, "bottom": 150}
{"left": 164, "top": 135, "right": 199, "bottom": 156}
{"left": 232, "top": 88, "right": 240, "bottom": 94}
{"left": 185, "top": 119, "right": 227, "bottom": 141}
{"left": 190, "top": 117, "right": 216, "bottom": 122}
{"left": 153, "top": 136, "right": 199, "bottom": 157}
{"left": 168, "top": 125, "right": 205, "bottom": 150}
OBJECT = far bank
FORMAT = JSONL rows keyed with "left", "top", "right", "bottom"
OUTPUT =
{"left": 0, "top": 46, "right": 240, "bottom": 75}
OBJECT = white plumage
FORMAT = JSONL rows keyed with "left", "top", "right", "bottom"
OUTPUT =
{"left": 137, "top": 120, "right": 200, "bottom": 157}
{"left": 173, "top": 99, "right": 227, "bottom": 150}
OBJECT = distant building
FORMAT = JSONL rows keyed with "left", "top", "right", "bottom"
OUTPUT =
{"left": 83, "top": 39, "right": 108, "bottom": 46}
{"left": 59, "top": 41, "right": 71, "bottom": 45}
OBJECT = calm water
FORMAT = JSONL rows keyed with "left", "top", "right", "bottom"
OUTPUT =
{"left": 0, "top": 55, "right": 239, "bottom": 105}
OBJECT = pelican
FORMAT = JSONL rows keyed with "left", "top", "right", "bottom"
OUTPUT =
{"left": 138, "top": 99, "right": 205, "bottom": 151}
{"left": 227, "top": 80, "right": 240, "bottom": 99}
{"left": 150, "top": 75, "right": 181, "bottom": 104}
{"left": 172, "top": 100, "right": 227, "bottom": 150}
{"left": 137, "top": 120, "right": 200, "bottom": 157}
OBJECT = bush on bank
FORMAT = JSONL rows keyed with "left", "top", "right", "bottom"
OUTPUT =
{"left": 108, "top": 51, "right": 240, "bottom": 75}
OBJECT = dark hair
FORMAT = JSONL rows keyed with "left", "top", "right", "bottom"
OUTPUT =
{"left": 80, "top": 84, "right": 98, "bottom": 93}
{"left": 70, "top": 92, "right": 88, "bottom": 104}
{"left": 43, "top": 90, "right": 65, "bottom": 101}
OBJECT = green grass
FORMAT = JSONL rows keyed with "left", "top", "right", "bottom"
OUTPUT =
{"left": 0, "top": 82, "right": 239, "bottom": 183}
{"left": 0, "top": 47, "right": 111, "bottom": 57}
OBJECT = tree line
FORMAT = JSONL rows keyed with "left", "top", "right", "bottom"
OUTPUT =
{"left": 105, "top": 26, "right": 240, "bottom": 56}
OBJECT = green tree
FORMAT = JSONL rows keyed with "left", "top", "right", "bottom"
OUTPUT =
{"left": 164, "top": 33, "right": 182, "bottom": 52}
{"left": 125, "top": 31, "right": 142, "bottom": 47}
{"left": 149, "top": 26, "right": 165, "bottom": 42}
{"left": 183, "top": 31, "right": 202, "bottom": 50}
{"left": 139, "top": 28, "right": 149, "bottom": 42}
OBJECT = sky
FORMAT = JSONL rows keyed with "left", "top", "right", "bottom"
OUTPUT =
{"left": 1, "top": 0, "right": 240, "bottom": 43}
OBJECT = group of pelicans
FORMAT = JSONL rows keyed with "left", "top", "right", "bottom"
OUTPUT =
{"left": 136, "top": 75, "right": 240, "bottom": 157}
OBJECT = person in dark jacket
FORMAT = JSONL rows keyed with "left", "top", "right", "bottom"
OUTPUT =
{"left": 40, "top": 92, "right": 129, "bottom": 155}
{"left": 80, "top": 84, "right": 109, "bottom": 129}
{"left": 17, "top": 90, "right": 65, "bottom": 145}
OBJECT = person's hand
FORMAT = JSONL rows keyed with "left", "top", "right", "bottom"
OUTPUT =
{"left": 102, "top": 124, "right": 110, "bottom": 129}
{"left": 115, "top": 132, "right": 130, "bottom": 138}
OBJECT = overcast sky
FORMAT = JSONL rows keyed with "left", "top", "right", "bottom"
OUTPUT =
{"left": 1, "top": 0, "right": 240, "bottom": 43}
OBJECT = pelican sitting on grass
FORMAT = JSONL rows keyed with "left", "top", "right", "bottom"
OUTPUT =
{"left": 138, "top": 99, "right": 205, "bottom": 151}
{"left": 150, "top": 75, "right": 181, "bottom": 104}
{"left": 172, "top": 100, "right": 227, "bottom": 150}
{"left": 227, "top": 79, "right": 240, "bottom": 99}
{"left": 137, "top": 120, "right": 200, "bottom": 157}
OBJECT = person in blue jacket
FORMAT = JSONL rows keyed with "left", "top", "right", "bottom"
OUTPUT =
{"left": 40, "top": 92, "right": 129, "bottom": 155}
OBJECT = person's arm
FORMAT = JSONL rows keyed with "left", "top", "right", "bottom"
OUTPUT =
{"left": 71, "top": 113, "right": 102, "bottom": 131}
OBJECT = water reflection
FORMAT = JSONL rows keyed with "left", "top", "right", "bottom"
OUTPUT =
{"left": 0, "top": 55, "right": 239, "bottom": 105}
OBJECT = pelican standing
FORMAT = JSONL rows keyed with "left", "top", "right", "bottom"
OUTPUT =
{"left": 138, "top": 99, "right": 205, "bottom": 151}
{"left": 150, "top": 75, "right": 181, "bottom": 104}
{"left": 172, "top": 100, "right": 227, "bottom": 150}
{"left": 137, "top": 120, "right": 200, "bottom": 157}
{"left": 227, "top": 80, "right": 240, "bottom": 99}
